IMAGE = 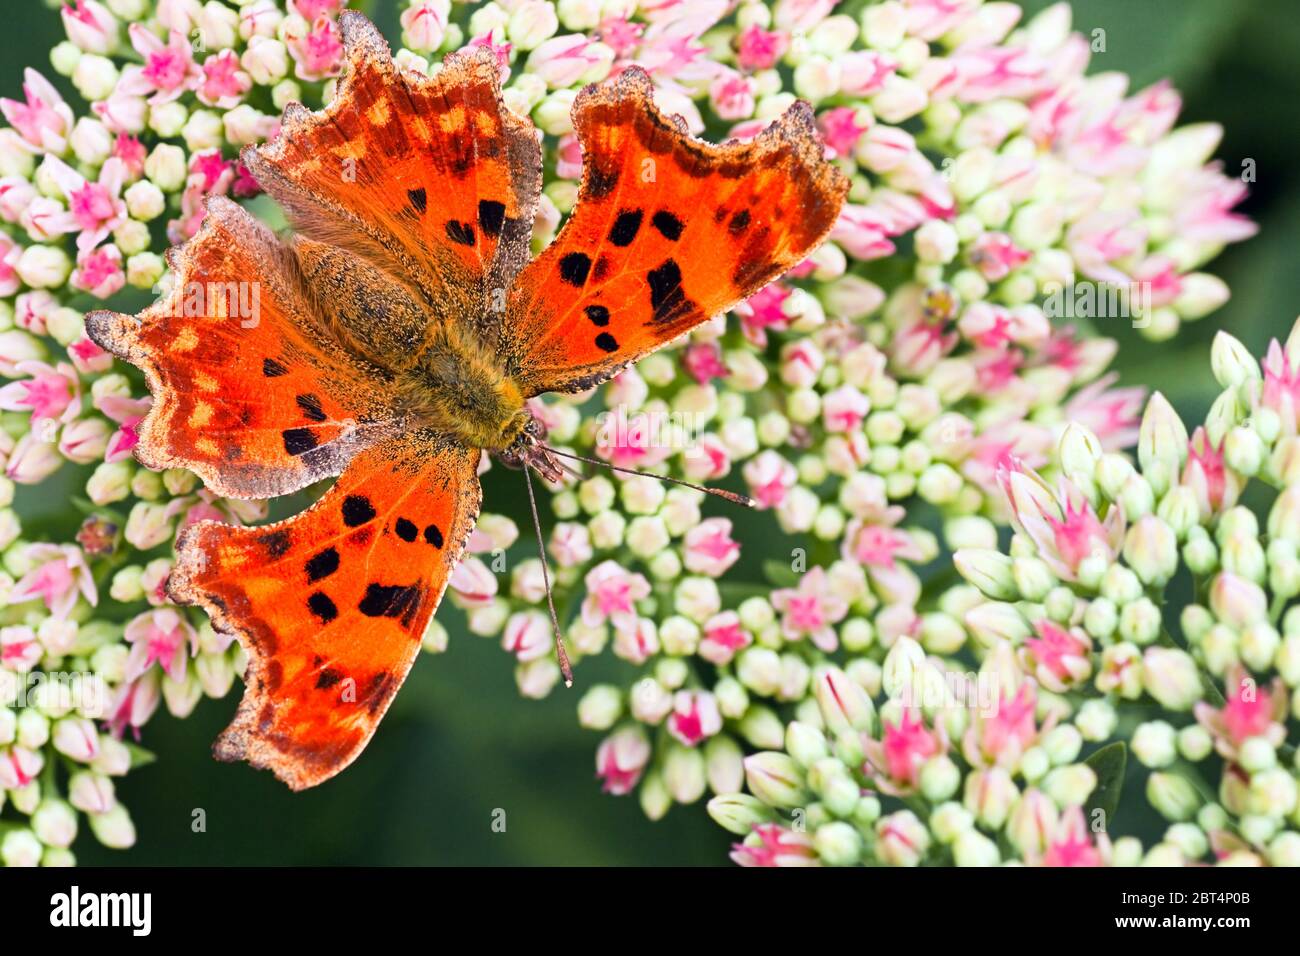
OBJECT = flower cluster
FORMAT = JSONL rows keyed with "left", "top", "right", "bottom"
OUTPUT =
{"left": 0, "top": 0, "right": 1256, "bottom": 865}
{"left": 719, "top": 324, "right": 1299, "bottom": 867}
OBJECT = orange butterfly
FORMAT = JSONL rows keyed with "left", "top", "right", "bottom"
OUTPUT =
{"left": 86, "top": 11, "right": 847, "bottom": 790}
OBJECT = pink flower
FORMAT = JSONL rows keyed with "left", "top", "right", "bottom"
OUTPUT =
{"left": 5, "top": 432, "right": 63, "bottom": 484}
{"left": 0, "top": 178, "right": 37, "bottom": 224}
{"left": 731, "top": 823, "right": 818, "bottom": 867}
{"left": 1, "top": 625, "right": 42, "bottom": 672}
{"left": 734, "top": 282, "right": 791, "bottom": 346}
{"left": 554, "top": 133, "right": 582, "bottom": 180}
{"left": 818, "top": 106, "right": 870, "bottom": 159}
{"left": 1062, "top": 374, "right": 1145, "bottom": 451}
{"left": 598, "top": 16, "right": 644, "bottom": 58}
{"left": 997, "top": 457, "right": 1124, "bottom": 582}
{"left": 112, "top": 133, "right": 147, "bottom": 178}
{"left": 822, "top": 384, "right": 870, "bottom": 433}
{"left": 594, "top": 407, "right": 672, "bottom": 469}
{"left": 467, "top": 32, "right": 513, "bottom": 80}
{"left": 682, "top": 342, "right": 728, "bottom": 384}
{"left": 699, "top": 611, "right": 751, "bottom": 665}
{"left": 400, "top": 1, "right": 449, "bottom": 51}
{"left": 708, "top": 69, "right": 756, "bottom": 120}
{"left": 448, "top": 556, "right": 498, "bottom": 605}
{"left": 123, "top": 608, "right": 197, "bottom": 682}
{"left": 1021, "top": 620, "right": 1092, "bottom": 693}
{"left": 864, "top": 709, "right": 943, "bottom": 793}
{"left": 743, "top": 450, "right": 797, "bottom": 510}
{"left": 71, "top": 244, "right": 125, "bottom": 299}
{"left": 0, "top": 746, "right": 44, "bottom": 790}
{"left": 1182, "top": 426, "right": 1237, "bottom": 516}
{"left": 10, "top": 543, "right": 98, "bottom": 619}
{"left": 61, "top": 0, "right": 118, "bottom": 56}
{"left": 0, "top": 360, "right": 80, "bottom": 423}
{"left": 1262, "top": 338, "right": 1300, "bottom": 434}
{"left": 189, "top": 149, "right": 235, "bottom": 193}
{"left": 839, "top": 50, "right": 897, "bottom": 96}
{"left": 1066, "top": 211, "right": 1146, "bottom": 285}
{"left": 967, "top": 232, "right": 1031, "bottom": 281}
{"left": 68, "top": 335, "right": 113, "bottom": 376}
{"left": 1041, "top": 807, "right": 1104, "bottom": 867}
{"left": 1171, "top": 165, "right": 1257, "bottom": 247}
{"left": 43, "top": 155, "right": 128, "bottom": 252}
{"left": 581, "top": 560, "right": 651, "bottom": 633}
{"left": 502, "top": 611, "right": 552, "bottom": 662}
{"left": 107, "top": 671, "right": 162, "bottom": 740}
{"left": 1194, "top": 666, "right": 1288, "bottom": 760}
{"left": 0, "top": 69, "right": 74, "bottom": 153}
{"left": 771, "top": 567, "right": 848, "bottom": 651}
{"left": 890, "top": 318, "right": 959, "bottom": 376}
{"left": 842, "top": 519, "right": 924, "bottom": 571}
{"left": 198, "top": 50, "right": 252, "bottom": 108}
{"left": 527, "top": 35, "right": 605, "bottom": 88}
{"left": 667, "top": 690, "right": 722, "bottom": 746}
{"left": 97, "top": 393, "right": 150, "bottom": 463}
{"left": 121, "top": 25, "right": 201, "bottom": 104}
{"left": 595, "top": 727, "right": 650, "bottom": 795}
{"left": 287, "top": 15, "right": 345, "bottom": 81}
{"left": 735, "top": 25, "right": 787, "bottom": 71}
{"left": 683, "top": 518, "right": 740, "bottom": 577}
{"left": 963, "top": 683, "right": 1050, "bottom": 770}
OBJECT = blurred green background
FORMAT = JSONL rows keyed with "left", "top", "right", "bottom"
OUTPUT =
{"left": 3, "top": 0, "right": 1297, "bottom": 864}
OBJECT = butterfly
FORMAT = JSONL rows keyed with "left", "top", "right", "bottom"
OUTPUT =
{"left": 85, "top": 11, "right": 847, "bottom": 791}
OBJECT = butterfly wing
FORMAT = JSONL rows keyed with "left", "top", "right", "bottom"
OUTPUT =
{"left": 242, "top": 10, "right": 540, "bottom": 337}
{"left": 502, "top": 67, "right": 848, "bottom": 396}
{"left": 171, "top": 432, "right": 481, "bottom": 791}
{"left": 86, "top": 197, "right": 400, "bottom": 500}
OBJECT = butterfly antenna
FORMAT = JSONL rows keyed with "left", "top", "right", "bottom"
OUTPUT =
{"left": 541, "top": 445, "right": 755, "bottom": 508}
{"left": 523, "top": 462, "right": 574, "bottom": 688}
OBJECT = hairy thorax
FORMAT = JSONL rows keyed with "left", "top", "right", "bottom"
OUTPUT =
{"left": 401, "top": 321, "right": 529, "bottom": 452}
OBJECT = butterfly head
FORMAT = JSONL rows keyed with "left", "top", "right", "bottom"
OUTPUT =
{"left": 496, "top": 412, "right": 566, "bottom": 485}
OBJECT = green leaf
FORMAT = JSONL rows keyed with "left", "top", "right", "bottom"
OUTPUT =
{"left": 762, "top": 559, "right": 800, "bottom": 589}
{"left": 1084, "top": 742, "right": 1128, "bottom": 828}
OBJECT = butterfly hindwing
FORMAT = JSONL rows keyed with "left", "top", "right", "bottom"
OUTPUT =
{"left": 86, "top": 197, "right": 398, "bottom": 500}
{"left": 502, "top": 67, "right": 849, "bottom": 396}
{"left": 170, "top": 433, "right": 481, "bottom": 791}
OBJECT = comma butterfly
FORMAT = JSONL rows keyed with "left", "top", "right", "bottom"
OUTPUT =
{"left": 86, "top": 11, "right": 847, "bottom": 790}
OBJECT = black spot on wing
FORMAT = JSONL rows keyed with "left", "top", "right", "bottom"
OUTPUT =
{"left": 424, "top": 524, "right": 444, "bottom": 548}
{"left": 595, "top": 332, "right": 619, "bottom": 353}
{"left": 585, "top": 304, "right": 610, "bottom": 326}
{"left": 307, "top": 591, "right": 338, "bottom": 623}
{"left": 728, "top": 209, "right": 751, "bottom": 234}
{"left": 262, "top": 357, "right": 288, "bottom": 377}
{"left": 305, "top": 546, "right": 340, "bottom": 582}
{"left": 259, "top": 530, "right": 290, "bottom": 557}
{"left": 652, "top": 210, "right": 683, "bottom": 240}
{"left": 358, "top": 583, "right": 422, "bottom": 626}
{"left": 478, "top": 200, "right": 505, "bottom": 237}
{"left": 342, "top": 495, "right": 376, "bottom": 527}
{"left": 295, "top": 393, "right": 326, "bottom": 422}
{"left": 282, "top": 428, "right": 317, "bottom": 456}
{"left": 407, "top": 188, "right": 427, "bottom": 213}
{"left": 559, "top": 252, "right": 591, "bottom": 286}
{"left": 609, "top": 209, "right": 643, "bottom": 247}
{"left": 315, "top": 667, "right": 342, "bottom": 690}
{"left": 445, "top": 220, "right": 475, "bottom": 245}
{"left": 646, "top": 259, "right": 697, "bottom": 324}
{"left": 395, "top": 517, "right": 418, "bottom": 542}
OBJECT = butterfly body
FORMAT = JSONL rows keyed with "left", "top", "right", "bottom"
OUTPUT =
{"left": 86, "top": 11, "right": 847, "bottom": 790}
